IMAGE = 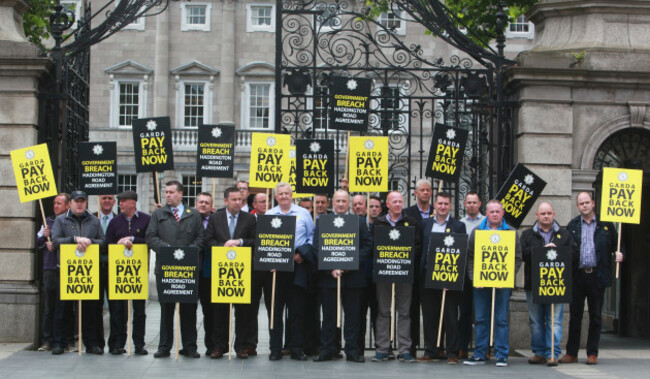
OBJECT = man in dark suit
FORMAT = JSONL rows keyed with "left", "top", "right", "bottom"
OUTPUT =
{"left": 96, "top": 194, "right": 117, "bottom": 353}
{"left": 419, "top": 192, "right": 466, "bottom": 364}
{"left": 204, "top": 187, "right": 257, "bottom": 359}
{"left": 314, "top": 190, "right": 372, "bottom": 363}
{"left": 195, "top": 192, "right": 215, "bottom": 356}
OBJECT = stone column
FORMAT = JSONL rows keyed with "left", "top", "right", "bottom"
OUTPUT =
{"left": 153, "top": 4, "right": 169, "bottom": 117}
{"left": 219, "top": 0, "right": 236, "bottom": 123}
{"left": 0, "top": 0, "right": 51, "bottom": 343}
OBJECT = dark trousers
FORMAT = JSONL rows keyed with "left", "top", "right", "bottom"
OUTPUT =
{"left": 458, "top": 276, "right": 474, "bottom": 351}
{"left": 303, "top": 289, "right": 321, "bottom": 355}
{"left": 52, "top": 271, "right": 74, "bottom": 348}
{"left": 319, "top": 287, "right": 362, "bottom": 357}
{"left": 419, "top": 284, "right": 446, "bottom": 356}
{"left": 158, "top": 302, "right": 198, "bottom": 353}
{"left": 79, "top": 300, "right": 101, "bottom": 349}
{"left": 42, "top": 270, "right": 58, "bottom": 344}
{"left": 359, "top": 279, "right": 377, "bottom": 350}
{"left": 286, "top": 284, "right": 310, "bottom": 354}
{"left": 97, "top": 262, "right": 126, "bottom": 349}
{"left": 258, "top": 271, "right": 290, "bottom": 353}
{"left": 566, "top": 271, "right": 605, "bottom": 357}
{"left": 111, "top": 299, "right": 146, "bottom": 348}
{"left": 211, "top": 302, "right": 251, "bottom": 352}
{"left": 410, "top": 282, "right": 421, "bottom": 353}
{"left": 198, "top": 276, "right": 214, "bottom": 354}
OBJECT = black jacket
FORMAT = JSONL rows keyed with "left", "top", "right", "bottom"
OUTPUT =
{"left": 520, "top": 220, "right": 578, "bottom": 291}
{"left": 420, "top": 216, "right": 466, "bottom": 278}
{"left": 374, "top": 212, "right": 422, "bottom": 280}
{"left": 404, "top": 204, "right": 433, "bottom": 230}
{"left": 566, "top": 215, "right": 618, "bottom": 288}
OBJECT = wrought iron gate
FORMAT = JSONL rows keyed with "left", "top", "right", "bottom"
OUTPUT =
{"left": 275, "top": 0, "right": 516, "bottom": 214}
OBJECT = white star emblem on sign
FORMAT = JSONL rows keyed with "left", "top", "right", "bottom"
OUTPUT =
{"left": 546, "top": 249, "right": 557, "bottom": 261}
{"left": 618, "top": 172, "right": 628, "bottom": 182}
{"left": 25, "top": 150, "right": 35, "bottom": 159}
{"left": 74, "top": 249, "right": 85, "bottom": 258}
{"left": 92, "top": 144, "right": 103, "bottom": 155}
{"left": 211, "top": 127, "right": 222, "bottom": 139}
{"left": 227, "top": 250, "right": 237, "bottom": 260}
{"left": 364, "top": 140, "right": 374, "bottom": 150}
{"left": 490, "top": 233, "right": 501, "bottom": 244}
{"left": 123, "top": 248, "right": 134, "bottom": 258}
{"left": 444, "top": 235, "right": 455, "bottom": 247}
{"left": 346, "top": 79, "right": 358, "bottom": 91}
{"left": 524, "top": 174, "right": 534, "bottom": 185}
{"left": 389, "top": 229, "right": 401, "bottom": 241}
{"left": 310, "top": 142, "right": 321, "bottom": 153}
{"left": 333, "top": 216, "right": 345, "bottom": 228}
{"left": 446, "top": 129, "right": 456, "bottom": 140}
{"left": 289, "top": 149, "right": 296, "bottom": 159}
{"left": 267, "top": 136, "right": 276, "bottom": 147}
{"left": 146, "top": 120, "right": 157, "bottom": 131}
{"left": 271, "top": 217, "right": 282, "bottom": 229}
{"left": 173, "top": 249, "right": 185, "bottom": 261}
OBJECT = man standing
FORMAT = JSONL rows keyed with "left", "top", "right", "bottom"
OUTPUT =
{"left": 314, "top": 190, "right": 372, "bottom": 363}
{"left": 204, "top": 188, "right": 257, "bottom": 359}
{"left": 298, "top": 198, "right": 313, "bottom": 214}
{"left": 104, "top": 190, "right": 151, "bottom": 355}
{"left": 464, "top": 200, "right": 522, "bottom": 367}
{"left": 314, "top": 194, "right": 330, "bottom": 219}
{"left": 236, "top": 180, "right": 251, "bottom": 212}
{"left": 559, "top": 192, "right": 623, "bottom": 365}
{"left": 265, "top": 182, "right": 316, "bottom": 361}
{"left": 359, "top": 195, "right": 382, "bottom": 353}
{"left": 371, "top": 191, "right": 421, "bottom": 363}
{"left": 36, "top": 193, "right": 70, "bottom": 352}
{"left": 458, "top": 191, "right": 485, "bottom": 358}
{"left": 96, "top": 194, "right": 116, "bottom": 353}
{"left": 352, "top": 195, "right": 367, "bottom": 217}
{"left": 195, "top": 192, "right": 215, "bottom": 356}
{"left": 521, "top": 202, "right": 578, "bottom": 366}
{"left": 146, "top": 180, "right": 204, "bottom": 358}
{"left": 419, "top": 192, "right": 466, "bottom": 364}
{"left": 50, "top": 190, "right": 105, "bottom": 355}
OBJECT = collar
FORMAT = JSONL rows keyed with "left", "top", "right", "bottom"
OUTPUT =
{"left": 387, "top": 212, "right": 402, "bottom": 224}
{"left": 226, "top": 210, "right": 239, "bottom": 219}
{"left": 581, "top": 215, "right": 597, "bottom": 225}
{"left": 465, "top": 213, "right": 484, "bottom": 222}
{"left": 478, "top": 217, "right": 510, "bottom": 230}
{"left": 417, "top": 203, "right": 432, "bottom": 213}
{"left": 532, "top": 220, "right": 560, "bottom": 234}
{"left": 434, "top": 214, "right": 450, "bottom": 225}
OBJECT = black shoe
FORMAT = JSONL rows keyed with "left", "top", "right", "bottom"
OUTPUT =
{"left": 51, "top": 346, "right": 64, "bottom": 355}
{"left": 134, "top": 346, "right": 148, "bottom": 356}
{"left": 183, "top": 350, "right": 200, "bottom": 358}
{"left": 347, "top": 354, "right": 365, "bottom": 363}
{"left": 153, "top": 350, "right": 170, "bottom": 358}
{"left": 109, "top": 348, "right": 126, "bottom": 355}
{"left": 87, "top": 346, "right": 103, "bottom": 355}
{"left": 269, "top": 351, "right": 283, "bottom": 361}
{"left": 336, "top": 352, "right": 344, "bottom": 359}
{"left": 313, "top": 353, "right": 333, "bottom": 362}
{"left": 291, "top": 351, "right": 308, "bottom": 361}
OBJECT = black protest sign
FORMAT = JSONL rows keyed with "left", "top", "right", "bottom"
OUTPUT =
{"left": 425, "top": 233, "right": 468, "bottom": 291}
{"left": 132, "top": 116, "right": 174, "bottom": 172}
{"left": 373, "top": 225, "right": 415, "bottom": 284}
{"left": 425, "top": 124, "right": 468, "bottom": 182}
{"left": 295, "top": 139, "right": 335, "bottom": 196}
{"left": 156, "top": 246, "right": 199, "bottom": 303}
{"left": 495, "top": 164, "right": 546, "bottom": 228}
{"left": 78, "top": 142, "right": 117, "bottom": 195}
{"left": 254, "top": 215, "right": 296, "bottom": 272}
{"left": 196, "top": 123, "right": 235, "bottom": 178}
{"left": 329, "top": 76, "right": 372, "bottom": 131}
{"left": 318, "top": 214, "right": 359, "bottom": 270}
{"left": 532, "top": 246, "right": 572, "bottom": 304}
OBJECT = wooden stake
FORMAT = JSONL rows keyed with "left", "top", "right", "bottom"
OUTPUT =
{"left": 228, "top": 303, "right": 233, "bottom": 361}
{"left": 78, "top": 299, "right": 82, "bottom": 356}
{"left": 270, "top": 271, "right": 276, "bottom": 330}
{"left": 313, "top": 195, "right": 317, "bottom": 223}
{"left": 438, "top": 180, "right": 444, "bottom": 194}
{"left": 390, "top": 283, "right": 395, "bottom": 342}
{"left": 437, "top": 290, "right": 446, "bottom": 347}
{"left": 551, "top": 303, "right": 555, "bottom": 361}
{"left": 366, "top": 192, "right": 370, "bottom": 228}
{"left": 154, "top": 172, "right": 161, "bottom": 205}
{"left": 490, "top": 288, "right": 495, "bottom": 347}
{"left": 175, "top": 302, "right": 180, "bottom": 360}
{"left": 343, "top": 131, "right": 350, "bottom": 180}
{"left": 38, "top": 199, "right": 50, "bottom": 243}
{"left": 211, "top": 178, "right": 216, "bottom": 202}
{"left": 266, "top": 189, "right": 270, "bottom": 212}
{"left": 337, "top": 276, "right": 341, "bottom": 328}
{"left": 127, "top": 301, "right": 132, "bottom": 356}
{"left": 616, "top": 223, "right": 622, "bottom": 279}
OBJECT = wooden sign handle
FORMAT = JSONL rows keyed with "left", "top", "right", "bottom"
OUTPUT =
{"left": 343, "top": 131, "right": 350, "bottom": 180}
{"left": 390, "top": 283, "right": 395, "bottom": 342}
{"left": 551, "top": 303, "right": 555, "bottom": 361}
{"left": 78, "top": 299, "right": 82, "bottom": 356}
{"left": 337, "top": 276, "right": 341, "bottom": 328}
{"left": 175, "top": 302, "right": 180, "bottom": 360}
{"left": 437, "top": 290, "right": 446, "bottom": 347}
{"left": 490, "top": 288, "right": 495, "bottom": 347}
{"left": 228, "top": 303, "right": 233, "bottom": 360}
{"left": 270, "top": 271, "right": 276, "bottom": 330}
{"left": 154, "top": 172, "right": 161, "bottom": 205}
{"left": 38, "top": 199, "right": 51, "bottom": 242}
{"left": 127, "top": 300, "right": 132, "bottom": 356}
{"left": 616, "top": 223, "right": 622, "bottom": 279}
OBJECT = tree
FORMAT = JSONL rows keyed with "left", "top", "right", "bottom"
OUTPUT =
{"left": 22, "top": 0, "right": 56, "bottom": 52}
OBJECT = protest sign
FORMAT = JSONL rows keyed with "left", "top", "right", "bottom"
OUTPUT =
{"left": 212, "top": 247, "right": 252, "bottom": 304}
{"left": 108, "top": 244, "right": 148, "bottom": 300}
{"left": 532, "top": 246, "right": 572, "bottom": 304}
{"left": 249, "top": 133, "right": 291, "bottom": 188}
{"left": 473, "top": 230, "right": 516, "bottom": 288}
{"left": 10, "top": 143, "right": 57, "bottom": 202}
{"left": 495, "top": 164, "right": 546, "bottom": 228}
{"left": 132, "top": 117, "right": 174, "bottom": 172}
{"left": 156, "top": 247, "right": 199, "bottom": 303}
{"left": 60, "top": 244, "right": 100, "bottom": 300}
{"left": 425, "top": 233, "right": 468, "bottom": 291}
{"left": 348, "top": 136, "right": 389, "bottom": 192}
{"left": 295, "top": 139, "right": 335, "bottom": 196}
{"left": 600, "top": 167, "right": 643, "bottom": 224}
{"left": 78, "top": 142, "right": 117, "bottom": 195}
{"left": 288, "top": 146, "right": 314, "bottom": 198}
{"left": 425, "top": 124, "right": 468, "bottom": 182}
{"left": 255, "top": 215, "right": 296, "bottom": 272}
{"left": 196, "top": 123, "right": 235, "bottom": 178}
{"left": 318, "top": 214, "right": 360, "bottom": 271}
{"left": 330, "top": 76, "right": 372, "bottom": 131}
{"left": 373, "top": 225, "right": 415, "bottom": 283}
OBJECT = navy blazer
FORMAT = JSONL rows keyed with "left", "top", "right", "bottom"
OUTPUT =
{"left": 294, "top": 243, "right": 318, "bottom": 291}
{"left": 420, "top": 216, "right": 466, "bottom": 277}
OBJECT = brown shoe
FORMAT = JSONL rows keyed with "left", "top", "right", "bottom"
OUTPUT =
{"left": 528, "top": 355, "right": 547, "bottom": 364}
{"left": 586, "top": 355, "right": 598, "bottom": 365}
{"left": 547, "top": 358, "right": 558, "bottom": 367}
{"left": 433, "top": 350, "right": 446, "bottom": 360}
{"left": 417, "top": 355, "right": 433, "bottom": 362}
{"left": 447, "top": 357, "right": 458, "bottom": 365}
{"left": 236, "top": 350, "right": 249, "bottom": 359}
{"left": 458, "top": 350, "right": 468, "bottom": 359}
{"left": 558, "top": 354, "right": 577, "bottom": 363}
{"left": 246, "top": 347, "right": 257, "bottom": 356}
{"left": 486, "top": 351, "right": 490, "bottom": 361}
{"left": 210, "top": 350, "right": 224, "bottom": 359}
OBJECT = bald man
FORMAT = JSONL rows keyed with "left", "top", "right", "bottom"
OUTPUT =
{"left": 521, "top": 202, "right": 578, "bottom": 366}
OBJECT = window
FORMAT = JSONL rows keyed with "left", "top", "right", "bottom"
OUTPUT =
{"left": 117, "top": 174, "right": 138, "bottom": 193}
{"left": 181, "top": 3, "right": 211, "bottom": 31}
{"left": 243, "top": 82, "right": 274, "bottom": 129}
{"left": 506, "top": 15, "right": 534, "bottom": 39}
{"left": 247, "top": 4, "right": 275, "bottom": 32}
{"left": 377, "top": 10, "right": 406, "bottom": 35}
{"left": 117, "top": 1, "right": 145, "bottom": 31}
{"left": 118, "top": 82, "right": 140, "bottom": 127}
{"left": 182, "top": 175, "right": 202, "bottom": 207}
{"left": 183, "top": 83, "right": 205, "bottom": 127}
{"left": 171, "top": 62, "right": 217, "bottom": 128}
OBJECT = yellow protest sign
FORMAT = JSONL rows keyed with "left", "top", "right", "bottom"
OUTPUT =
{"left": 211, "top": 247, "right": 251, "bottom": 304}
{"left": 60, "top": 244, "right": 100, "bottom": 300}
{"left": 10, "top": 143, "right": 58, "bottom": 203}
{"left": 349, "top": 136, "right": 389, "bottom": 192}
{"left": 600, "top": 167, "right": 643, "bottom": 224}
{"left": 108, "top": 244, "right": 148, "bottom": 300}
{"left": 473, "top": 230, "right": 516, "bottom": 288}
{"left": 289, "top": 146, "right": 313, "bottom": 198}
{"left": 249, "top": 133, "right": 291, "bottom": 189}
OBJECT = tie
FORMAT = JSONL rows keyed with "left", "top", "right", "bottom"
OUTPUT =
{"left": 102, "top": 215, "right": 108, "bottom": 233}
{"left": 229, "top": 215, "right": 236, "bottom": 239}
{"left": 173, "top": 208, "right": 180, "bottom": 222}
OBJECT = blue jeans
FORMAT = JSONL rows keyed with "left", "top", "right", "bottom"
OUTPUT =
{"left": 473, "top": 287, "right": 511, "bottom": 360}
{"left": 526, "top": 291, "right": 563, "bottom": 359}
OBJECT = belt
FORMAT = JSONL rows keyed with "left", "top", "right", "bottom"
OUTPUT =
{"left": 580, "top": 267, "right": 595, "bottom": 274}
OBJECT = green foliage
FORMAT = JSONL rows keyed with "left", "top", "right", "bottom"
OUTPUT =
{"left": 22, "top": 0, "right": 56, "bottom": 52}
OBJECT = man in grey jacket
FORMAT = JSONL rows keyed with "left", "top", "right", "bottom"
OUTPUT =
{"left": 50, "top": 190, "right": 105, "bottom": 355}
{"left": 146, "top": 180, "right": 204, "bottom": 358}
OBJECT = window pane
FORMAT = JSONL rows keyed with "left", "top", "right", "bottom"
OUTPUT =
{"left": 379, "top": 11, "right": 402, "bottom": 30}
{"left": 118, "top": 82, "right": 139, "bottom": 127}
{"left": 252, "top": 6, "right": 272, "bottom": 26}
{"left": 117, "top": 174, "right": 137, "bottom": 193}
{"left": 249, "top": 84, "right": 270, "bottom": 128}
{"left": 182, "top": 175, "right": 202, "bottom": 207}
{"left": 187, "top": 5, "right": 207, "bottom": 25}
{"left": 184, "top": 83, "right": 204, "bottom": 127}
